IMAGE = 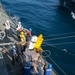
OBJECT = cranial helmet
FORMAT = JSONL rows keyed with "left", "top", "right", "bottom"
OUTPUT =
{"left": 29, "top": 28, "right": 32, "bottom": 32}
{"left": 48, "top": 63, "right": 52, "bottom": 69}
{"left": 18, "top": 22, "right": 21, "bottom": 24}
{"left": 6, "top": 20, "right": 9, "bottom": 23}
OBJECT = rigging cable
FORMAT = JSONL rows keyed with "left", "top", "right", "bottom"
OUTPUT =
{"left": 44, "top": 35, "right": 75, "bottom": 41}
{"left": 42, "top": 55, "right": 58, "bottom": 75}
{"left": 43, "top": 32, "right": 75, "bottom": 37}
{"left": 42, "top": 43, "right": 75, "bottom": 56}
{"left": 43, "top": 42, "right": 75, "bottom": 46}
{"left": 44, "top": 50, "right": 67, "bottom": 75}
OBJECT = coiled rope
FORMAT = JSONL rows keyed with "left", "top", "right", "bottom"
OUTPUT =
{"left": 42, "top": 50, "right": 51, "bottom": 57}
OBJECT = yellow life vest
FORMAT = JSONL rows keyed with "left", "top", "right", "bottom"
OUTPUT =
{"left": 34, "top": 34, "right": 43, "bottom": 52}
{"left": 20, "top": 31, "right": 25, "bottom": 41}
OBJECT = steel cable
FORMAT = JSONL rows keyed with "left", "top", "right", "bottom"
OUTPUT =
{"left": 43, "top": 32, "right": 75, "bottom": 37}
{"left": 42, "top": 42, "right": 75, "bottom": 46}
{"left": 44, "top": 35, "right": 75, "bottom": 41}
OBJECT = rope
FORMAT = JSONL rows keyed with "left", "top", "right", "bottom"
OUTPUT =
{"left": 44, "top": 32, "right": 75, "bottom": 37}
{"left": 42, "top": 42, "right": 75, "bottom": 46}
{"left": 42, "top": 56, "right": 58, "bottom": 75}
{"left": 44, "top": 51, "right": 67, "bottom": 75}
{"left": 42, "top": 50, "right": 51, "bottom": 57}
{"left": 44, "top": 35, "right": 75, "bottom": 41}
{"left": 42, "top": 43, "right": 75, "bottom": 56}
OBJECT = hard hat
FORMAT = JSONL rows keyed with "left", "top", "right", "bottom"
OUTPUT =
{"left": 26, "top": 61, "right": 30, "bottom": 67}
{"left": 6, "top": 20, "right": 9, "bottom": 23}
{"left": 13, "top": 45, "right": 16, "bottom": 48}
{"left": 29, "top": 28, "right": 32, "bottom": 32}
{"left": 18, "top": 22, "right": 21, "bottom": 24}
{"left": 48, "top": 63, "right": 52, "bottom": 69}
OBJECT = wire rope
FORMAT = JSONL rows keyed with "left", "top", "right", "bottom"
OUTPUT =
{"left": 42, "top": 42, "right": 75, "bottom": 46}
{"left": 42, "top": 43, "right": 75, "bottom": 56}
{"left": 44, "top": 51, "right": 67, "bottom": 75}
{"left": 44, "top": 35, "right": 75, "bottom": 41}
{"left": 44, "top": 32, "right": 75, "bottom": 37}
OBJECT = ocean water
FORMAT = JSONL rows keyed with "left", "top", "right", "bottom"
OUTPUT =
{"left": 1, "top": 0, "right": 75, "bottom": 75}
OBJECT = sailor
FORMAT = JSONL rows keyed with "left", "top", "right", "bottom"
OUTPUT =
{"left": 4, "top": 20, "right": 10, "bottom": 37}
{"left": 15, "top": 42, "right": 22, "bottom": 55}
{"left": 25, "top": 28, "right": 32, "bottom": 41}
{"left": 0, "top": 47, "right": 3, "bottom": 59}
{"left": 43, "top": 62, "right": 48, "bottom": 70}
{"left": 19, "top": 30, "right": 26, "bottom": 41}
{"left": 16, "top": 22, "right": 23, "bottom": 31}
{"left": 44, "top": 63, "right": 52, "bottom": 75}
{"left": 16, "top": 22, "right": 23, "bottom": 40}
{"left": 27, "top": 28, "right": 32, "bottom": 36}
{"left": 20, "top": 40, "right": 27, "bottom": 54}
{"left": 19, "top": 31, "right": 27, "bottom": 54}
{"left": 12, "top": 45, "right": 18, "bottom": 65}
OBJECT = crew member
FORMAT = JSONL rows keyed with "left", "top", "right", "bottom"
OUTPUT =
{"left": 25, "top": 28, "right": 32, "bottom": 41}
{"left": 4, "top": 20, "right": 10, "bottom": 37}
{"left": 12, "top": 45, "right": 18, "bottom": 65}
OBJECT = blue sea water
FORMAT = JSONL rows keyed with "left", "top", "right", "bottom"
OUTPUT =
{"left": 1, "top": 0, "right": 75, "bottom": 75}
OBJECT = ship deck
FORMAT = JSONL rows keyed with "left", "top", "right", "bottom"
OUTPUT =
{"left": 0, "top": 3, "right": 57, "bottom": 75}
{"left": 0, "top": 3, "right": 24, "bottom": 75}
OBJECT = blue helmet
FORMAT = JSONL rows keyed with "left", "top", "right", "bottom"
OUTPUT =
{"left": 48, "top": 63, "right": 52, "bottom": 69}
{"left": 25, "top": 61, "right": 30, "bottom": 67}
{"left": 29, "top": 28, "right": 32, "bottom": 32}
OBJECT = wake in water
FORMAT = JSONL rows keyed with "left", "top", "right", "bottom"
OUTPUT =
{"left": 71, "top": 12, "right": 75, "bottom": 19}
{"left": 61, "top": 49, "right": 75, "bottom": 56}
{"left": 64, "top": 3, "right": 75, "bottom": 20}
{"left": 63, "top": 1, "right": 75, "bottom": 20}
{"left": 51, "top": 45, "right": 75, "bottom": 56}
{"left": 63, "top": 1, "right": 66, "bottom": 6}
